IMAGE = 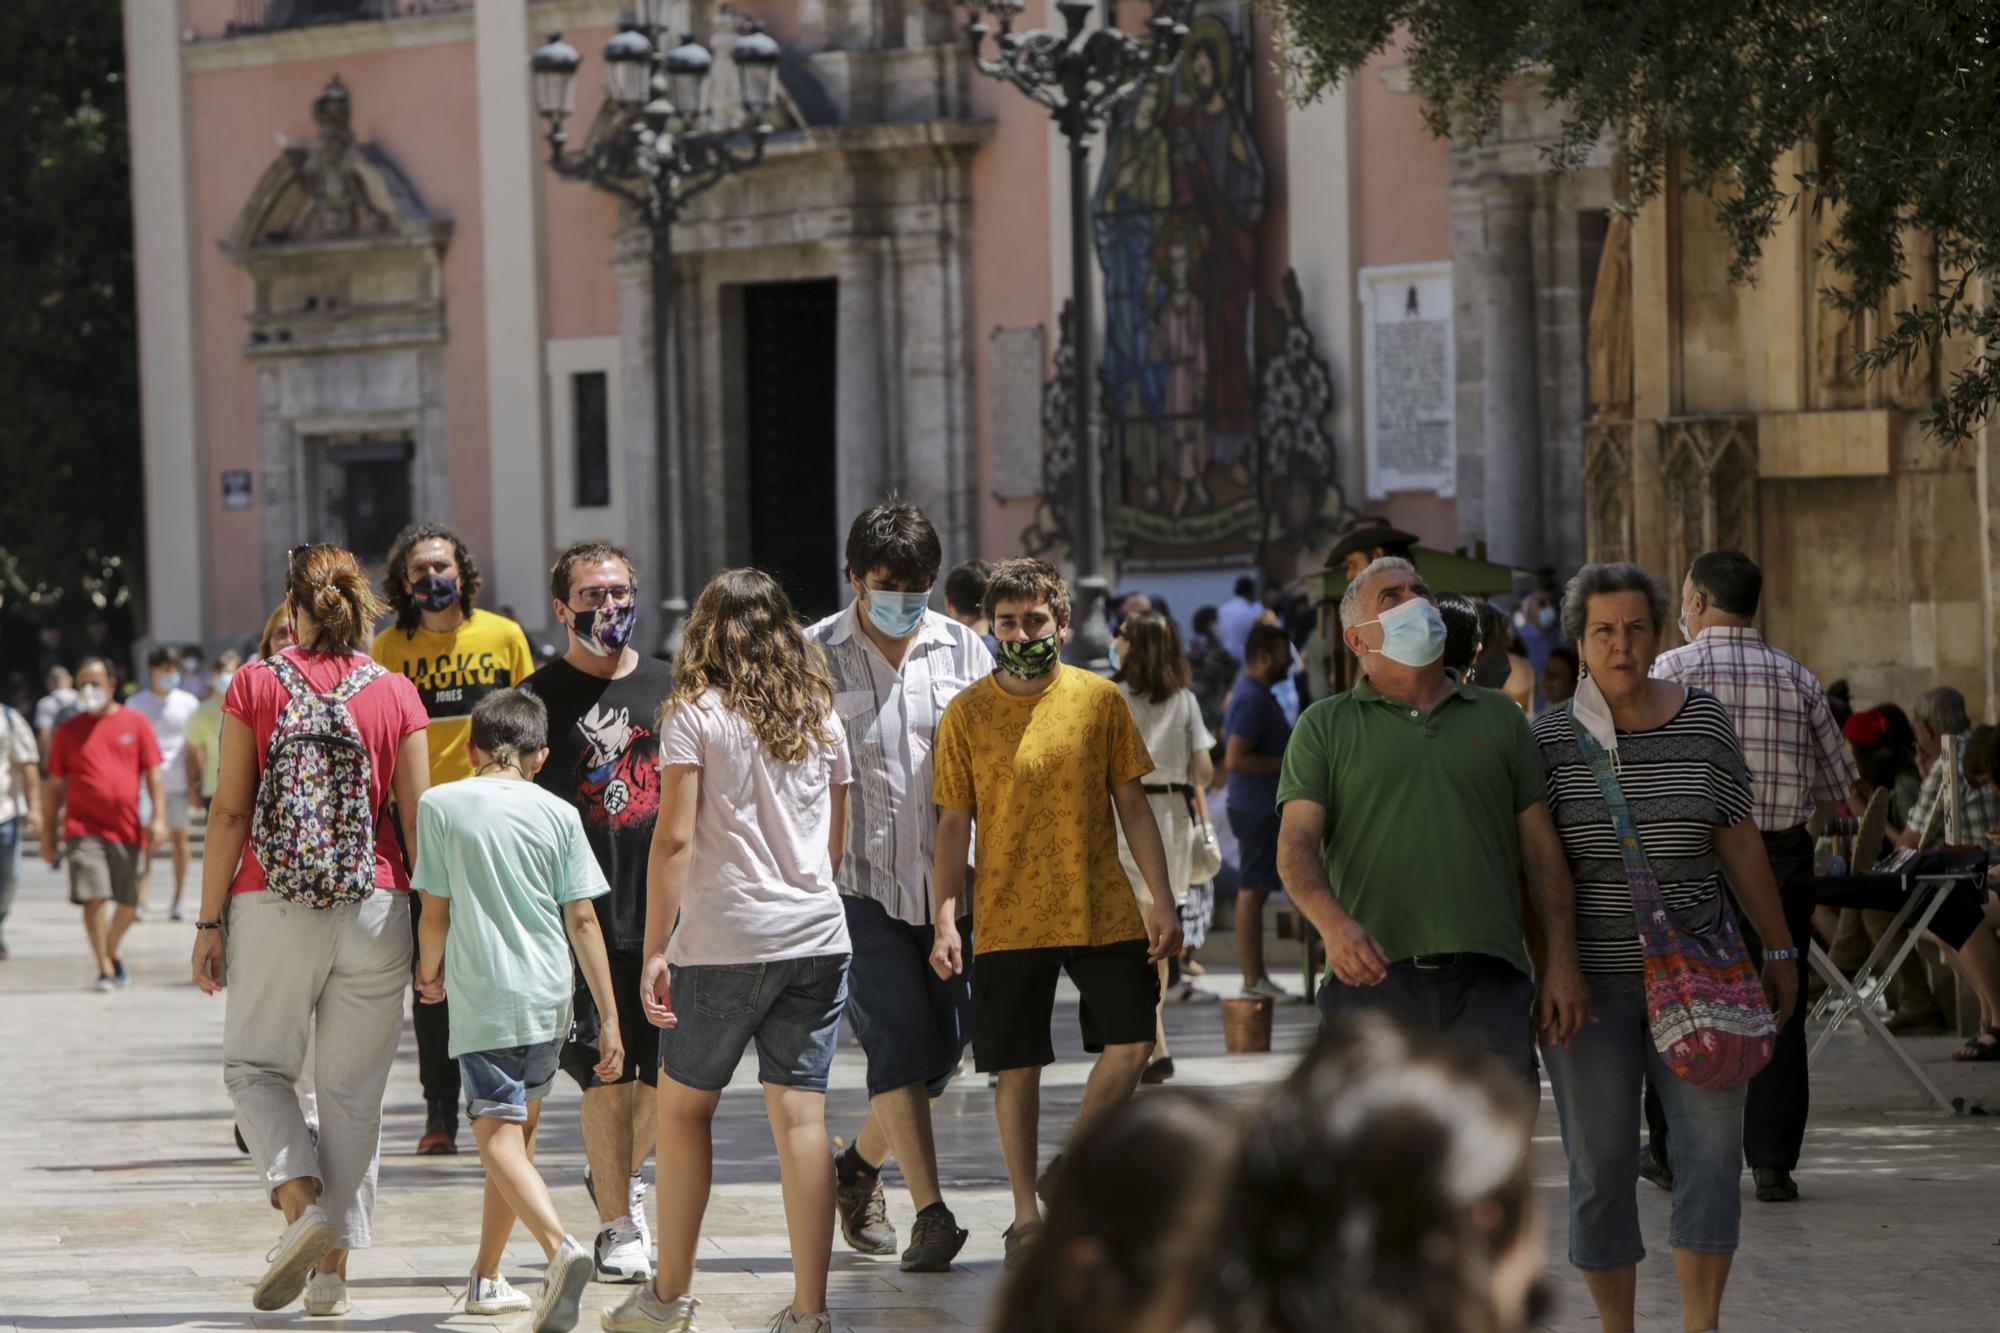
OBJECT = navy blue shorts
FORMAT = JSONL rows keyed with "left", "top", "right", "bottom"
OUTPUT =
{"left": 460, "top": 1038, "right": 563, "bottom": 1123}
{"left": 1229, "top": 806, "right": 1283, "bottom": 894}
{"left": 657, "top": 954, "right": 850, "bottom": 1093}
{"left": 841, "top": 895, "right": 972, "bottom": 1099}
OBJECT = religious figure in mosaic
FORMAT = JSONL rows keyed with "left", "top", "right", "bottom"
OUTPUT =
{"left": 1094, "top": 78, "right": 1174, "bottom": 509}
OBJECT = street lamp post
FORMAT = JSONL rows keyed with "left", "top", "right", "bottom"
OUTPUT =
{"left": 531, "top": 8, "right": 782, "bottom": 656}
{"left": 962, "top": 0, "right": 1184, "bottom": 669}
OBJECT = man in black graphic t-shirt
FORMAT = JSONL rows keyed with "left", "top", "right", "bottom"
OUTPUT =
{"left": 522, "top": 540, "right": 671, "bottom": 1284}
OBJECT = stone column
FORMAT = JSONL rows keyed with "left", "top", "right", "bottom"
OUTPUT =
{"left": 886, "top": 216, "right": 979, "bottom": 563}
{"left": 832, "top": 238, "right": 894, "bottom": 529}
{"left": 613, "top": 230, "right": 665, "bottom": 595}
{"left": 1480, "top": 185, "right": 1545, "bottom": 569}
{"left": 474, "top": 0, "right": 549, "bottom": 614}
{"left": 124, "top": 1, "right": 204, "bottom": 642}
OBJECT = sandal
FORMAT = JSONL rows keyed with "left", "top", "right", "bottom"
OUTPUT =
{"left": 1950, "top": 1023, "right": 2000, "bottom": 1062}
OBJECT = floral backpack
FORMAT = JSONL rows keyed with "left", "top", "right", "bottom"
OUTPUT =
{"left": 250, "top": 654, "right": 388, "bottom": 909}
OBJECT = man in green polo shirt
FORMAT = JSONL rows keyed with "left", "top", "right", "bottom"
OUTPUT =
{"left": 1274, "top": 557, "right": 1588, "bottom": 1079}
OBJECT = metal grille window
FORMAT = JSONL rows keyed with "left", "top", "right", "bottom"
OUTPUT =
{"left": 573, "top": 371, "right": 611, "bottom": 509}
{"left": 230, "top": 1, "right": 395, "bottom": 35}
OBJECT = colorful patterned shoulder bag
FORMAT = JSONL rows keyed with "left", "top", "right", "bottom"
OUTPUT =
{"left": 1568, "top": 702, "right": 1775, "bottom": 1090}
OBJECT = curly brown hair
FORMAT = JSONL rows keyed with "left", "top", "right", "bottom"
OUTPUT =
{"left": 666, "top": 568, "right": 837, "bottom": 764}
{"left": 382, "top": 522, "right": 483, "bottom": 635}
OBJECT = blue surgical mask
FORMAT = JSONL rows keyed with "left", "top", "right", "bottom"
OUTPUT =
{"left": 865, "top": 587, "right": 930, "bottom": 639}
{"left": 157, "top": 672, "right": 181, "bottom": 692}
{"left": 1536, "top": 605, "right": 1557, "bottom": 630}
{"left": 1678, "top": 612, "right": 1693, "bottom": 643}
{"left": 1354, "top": 597, "right": 1448, "bottom": 668}
{"left": 1108, "top": 640, "right": 1122, "bottom": 671}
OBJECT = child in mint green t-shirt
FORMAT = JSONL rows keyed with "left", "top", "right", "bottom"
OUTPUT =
{"left": 412, "top": 689, "right": 617, "bottom": 1331}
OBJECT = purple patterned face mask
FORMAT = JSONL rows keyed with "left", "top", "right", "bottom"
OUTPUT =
{"left": 570, "top": 600, "right": 637, "bottom": 657}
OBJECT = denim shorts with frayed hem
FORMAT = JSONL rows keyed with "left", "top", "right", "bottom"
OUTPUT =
{"left": 460, "top": 1038, "right": 563, "bottom": 1123}
{"left": 658, "top": 954, "right": 850, "bottom": 1093}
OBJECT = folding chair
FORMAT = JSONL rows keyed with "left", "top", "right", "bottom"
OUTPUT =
{"left": 1808, "top": 846, "right": 1988, "bottom": 1114}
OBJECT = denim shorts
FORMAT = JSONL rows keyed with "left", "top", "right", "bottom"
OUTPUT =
{"left": 658, "top": 953, "right": 850, "bottom": 1093}
{"left": 1543, "top": 989, "right": 1746, "bottom": 1270}
{"left": 460, "top": 1038, "right": 564, "bottom": 1123}
{"left": 842, "top": 896, "right": 972, "bottom": 1098}
{"left": 1228, "top": 806, "right": 1282, "bottom": 894}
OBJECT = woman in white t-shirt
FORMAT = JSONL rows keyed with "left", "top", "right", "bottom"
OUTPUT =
{"left": 1111, "top": 611, "right": 1217, "bottom": 1084}
{"left": 619, "top": 568, "right": 852, "bottom": 1333}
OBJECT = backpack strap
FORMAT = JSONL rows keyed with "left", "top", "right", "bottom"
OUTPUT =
{"left": 262, "top": 652, "right": 314, "bottom": 701}
{"left": 328, "top": 661, "right": 387, "bottom": 704}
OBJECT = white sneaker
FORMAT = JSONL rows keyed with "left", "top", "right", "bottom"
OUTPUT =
{"left": 603, "top": 1288, "right": 699, "bottom": 1332}
{"left": 253, "top": 1204, "right": 337, "bottom": 1311}
{"left": 531, "top": 1236, "right": 592, "bottom": 1333}
{"left": 1241, "top": 977, "right": 1291, "bottom": 1002}
{"left": 595, "top": 1215, "right": 652, "bottom": 1283}
{"left": 463, "top": 1267, "right": 533, "bottom": 1315}
{"left": 169, "top": 903, "right": 186, "bottom": 922}
{"left": 303, "top": 1270, "right": 350, "bottom": 1317}
{"left": 628, "top": 1172, "right": 651, "bottom": 1252}
{"left": 767, "top": 1308, "right": 832, "bottom": 1333}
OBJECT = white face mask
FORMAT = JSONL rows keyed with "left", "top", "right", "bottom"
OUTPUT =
{"left": 78, "top": 683, "right": 110, "bottom": 712}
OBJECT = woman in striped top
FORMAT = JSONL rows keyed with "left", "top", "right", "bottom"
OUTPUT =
{"left": 1529, "top": 562, "right": 1798, "bottom": 1333}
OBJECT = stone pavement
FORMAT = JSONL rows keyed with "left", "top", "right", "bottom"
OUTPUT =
{"left": 1, "top": 856, "right": 1997, "bottom": 1332}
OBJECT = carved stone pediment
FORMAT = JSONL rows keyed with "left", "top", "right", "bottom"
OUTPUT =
{"left": 222, "top": 77, "right": 451, "bottom": 355}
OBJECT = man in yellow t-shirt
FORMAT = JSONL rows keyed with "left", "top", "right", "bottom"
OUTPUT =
{"left": 928, "top": 557, "right": 1182, "bottom": 1264}
{"left": 370, "top": 522, "right": 534, "bottom": 1155}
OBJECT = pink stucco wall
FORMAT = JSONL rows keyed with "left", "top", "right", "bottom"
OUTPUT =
{"left": 1350, "top": 34, "right": 1455, "bottom": 550}
{"left": 534, "top": 20, "right": 623, "bottom": 341}
{"left": 186, "top": 34, "right": 491, "bottom": 633}
{"left": 968, "top": 1, "right": 1056, "bottom": 564}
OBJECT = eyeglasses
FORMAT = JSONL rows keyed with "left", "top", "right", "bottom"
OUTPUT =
{"left": 568, "top": 584, "right": 638, "bottom": 611}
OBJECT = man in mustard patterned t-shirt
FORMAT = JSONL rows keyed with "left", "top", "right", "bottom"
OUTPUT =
{"left": 371, "top": 522, "right": 535, "bottom": 1156}
{"left": 929, "top": 557, "right": 1182, "bottom": 1264}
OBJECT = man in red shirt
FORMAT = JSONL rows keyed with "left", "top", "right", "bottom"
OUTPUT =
{"left": 42, "top": 657, "right": 168, "bottom": 990}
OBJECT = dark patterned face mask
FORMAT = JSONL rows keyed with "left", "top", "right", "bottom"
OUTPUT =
{"left": 994, "top": 632, "right": 1061, "bottom": 679}
{"left": 412, "top": 573, "right": 459, "bottom": 612}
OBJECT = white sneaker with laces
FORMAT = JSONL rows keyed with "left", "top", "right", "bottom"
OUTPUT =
{"left": 628, "top": 1172, "right": 651, "bottom": 1251}
{"left": 303, "top": 1270, "right": 350, "bottom": 1317}
{"left": 531, "top": 1236, "right": 593, "bottom": 1333}
{"left": 463, "top": 1267, "right": 532, "bottom": 1315}
{"left": 767, "top": 1307, "right": 832, "bottom": 1332}
{"left": 253, "top": 1203, "right": 337, "bottom": 1311}
{"left": 602, "top": 1288, "right": 699, "bottom": 1332}
{"left": 595, "top": 1214, "right": 652, "bottom": 1283}
{"left": 1240, "top": 977, "right": 1291, "bottom": 1002}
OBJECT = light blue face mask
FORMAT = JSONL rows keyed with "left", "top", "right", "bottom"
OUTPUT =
{"left": 865, "top": 587, "right": 930, "bottom": 639}
{"left": 1353, "top": 596, "right": 1448, "bottom": 668}
{"left": 1108, "top": 640, "right": 1122, "bottom": 670}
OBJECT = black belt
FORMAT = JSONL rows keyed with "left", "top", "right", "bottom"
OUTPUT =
{"left": 1398, "top": 952, "right": 1479, "bottom": 970}
{"left": 1141, "top": 783, "right": 1195, "bottom": 797}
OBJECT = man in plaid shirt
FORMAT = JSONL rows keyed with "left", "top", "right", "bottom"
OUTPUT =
{"left": 1647, "top": 551, "right": 1868, "bottom": 1205}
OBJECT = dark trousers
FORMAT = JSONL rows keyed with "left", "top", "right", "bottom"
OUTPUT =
{"left": 408, "top": 890, "right": 460, "bottom": 1113}
{"left": 1316, "top": 952, "right": 1539, "bottom": 1091}
{"left": 1647, "top": 824, "right": 1815, "bottom": 1172}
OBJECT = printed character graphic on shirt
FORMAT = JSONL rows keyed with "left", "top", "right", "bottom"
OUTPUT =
{"left": 574, "top": 701, "right": 661, "bottom": 829}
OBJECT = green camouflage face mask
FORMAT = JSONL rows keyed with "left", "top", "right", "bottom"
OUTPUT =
{"left": 994, "top": 631, "right": 1061, "bottom": 679}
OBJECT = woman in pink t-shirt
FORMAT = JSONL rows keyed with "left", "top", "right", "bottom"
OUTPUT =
{"left": 188, "top": 545, "right": 430, "bottom": 1318}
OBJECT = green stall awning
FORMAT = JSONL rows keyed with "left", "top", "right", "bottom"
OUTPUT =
{"left": 1297, "top": 546, "right": 1524, "bottom": 602}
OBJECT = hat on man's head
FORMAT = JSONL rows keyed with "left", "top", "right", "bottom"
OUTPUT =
{"left": 1326, "top": 518, "right": 1420, "bottom": 570}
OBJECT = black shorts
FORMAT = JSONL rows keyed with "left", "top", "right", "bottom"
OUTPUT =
{"left": 560, "top": 948, "right": 658, "bottom": 1089}
{"left": 842, "top": 895, "right": 972, "bottom": 1098}
{"left": 1229, "top": 806, "right": 1282, "bottom": 894}
{"left": 971, "top": 938, "right": 1159, "bottom": 1073}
